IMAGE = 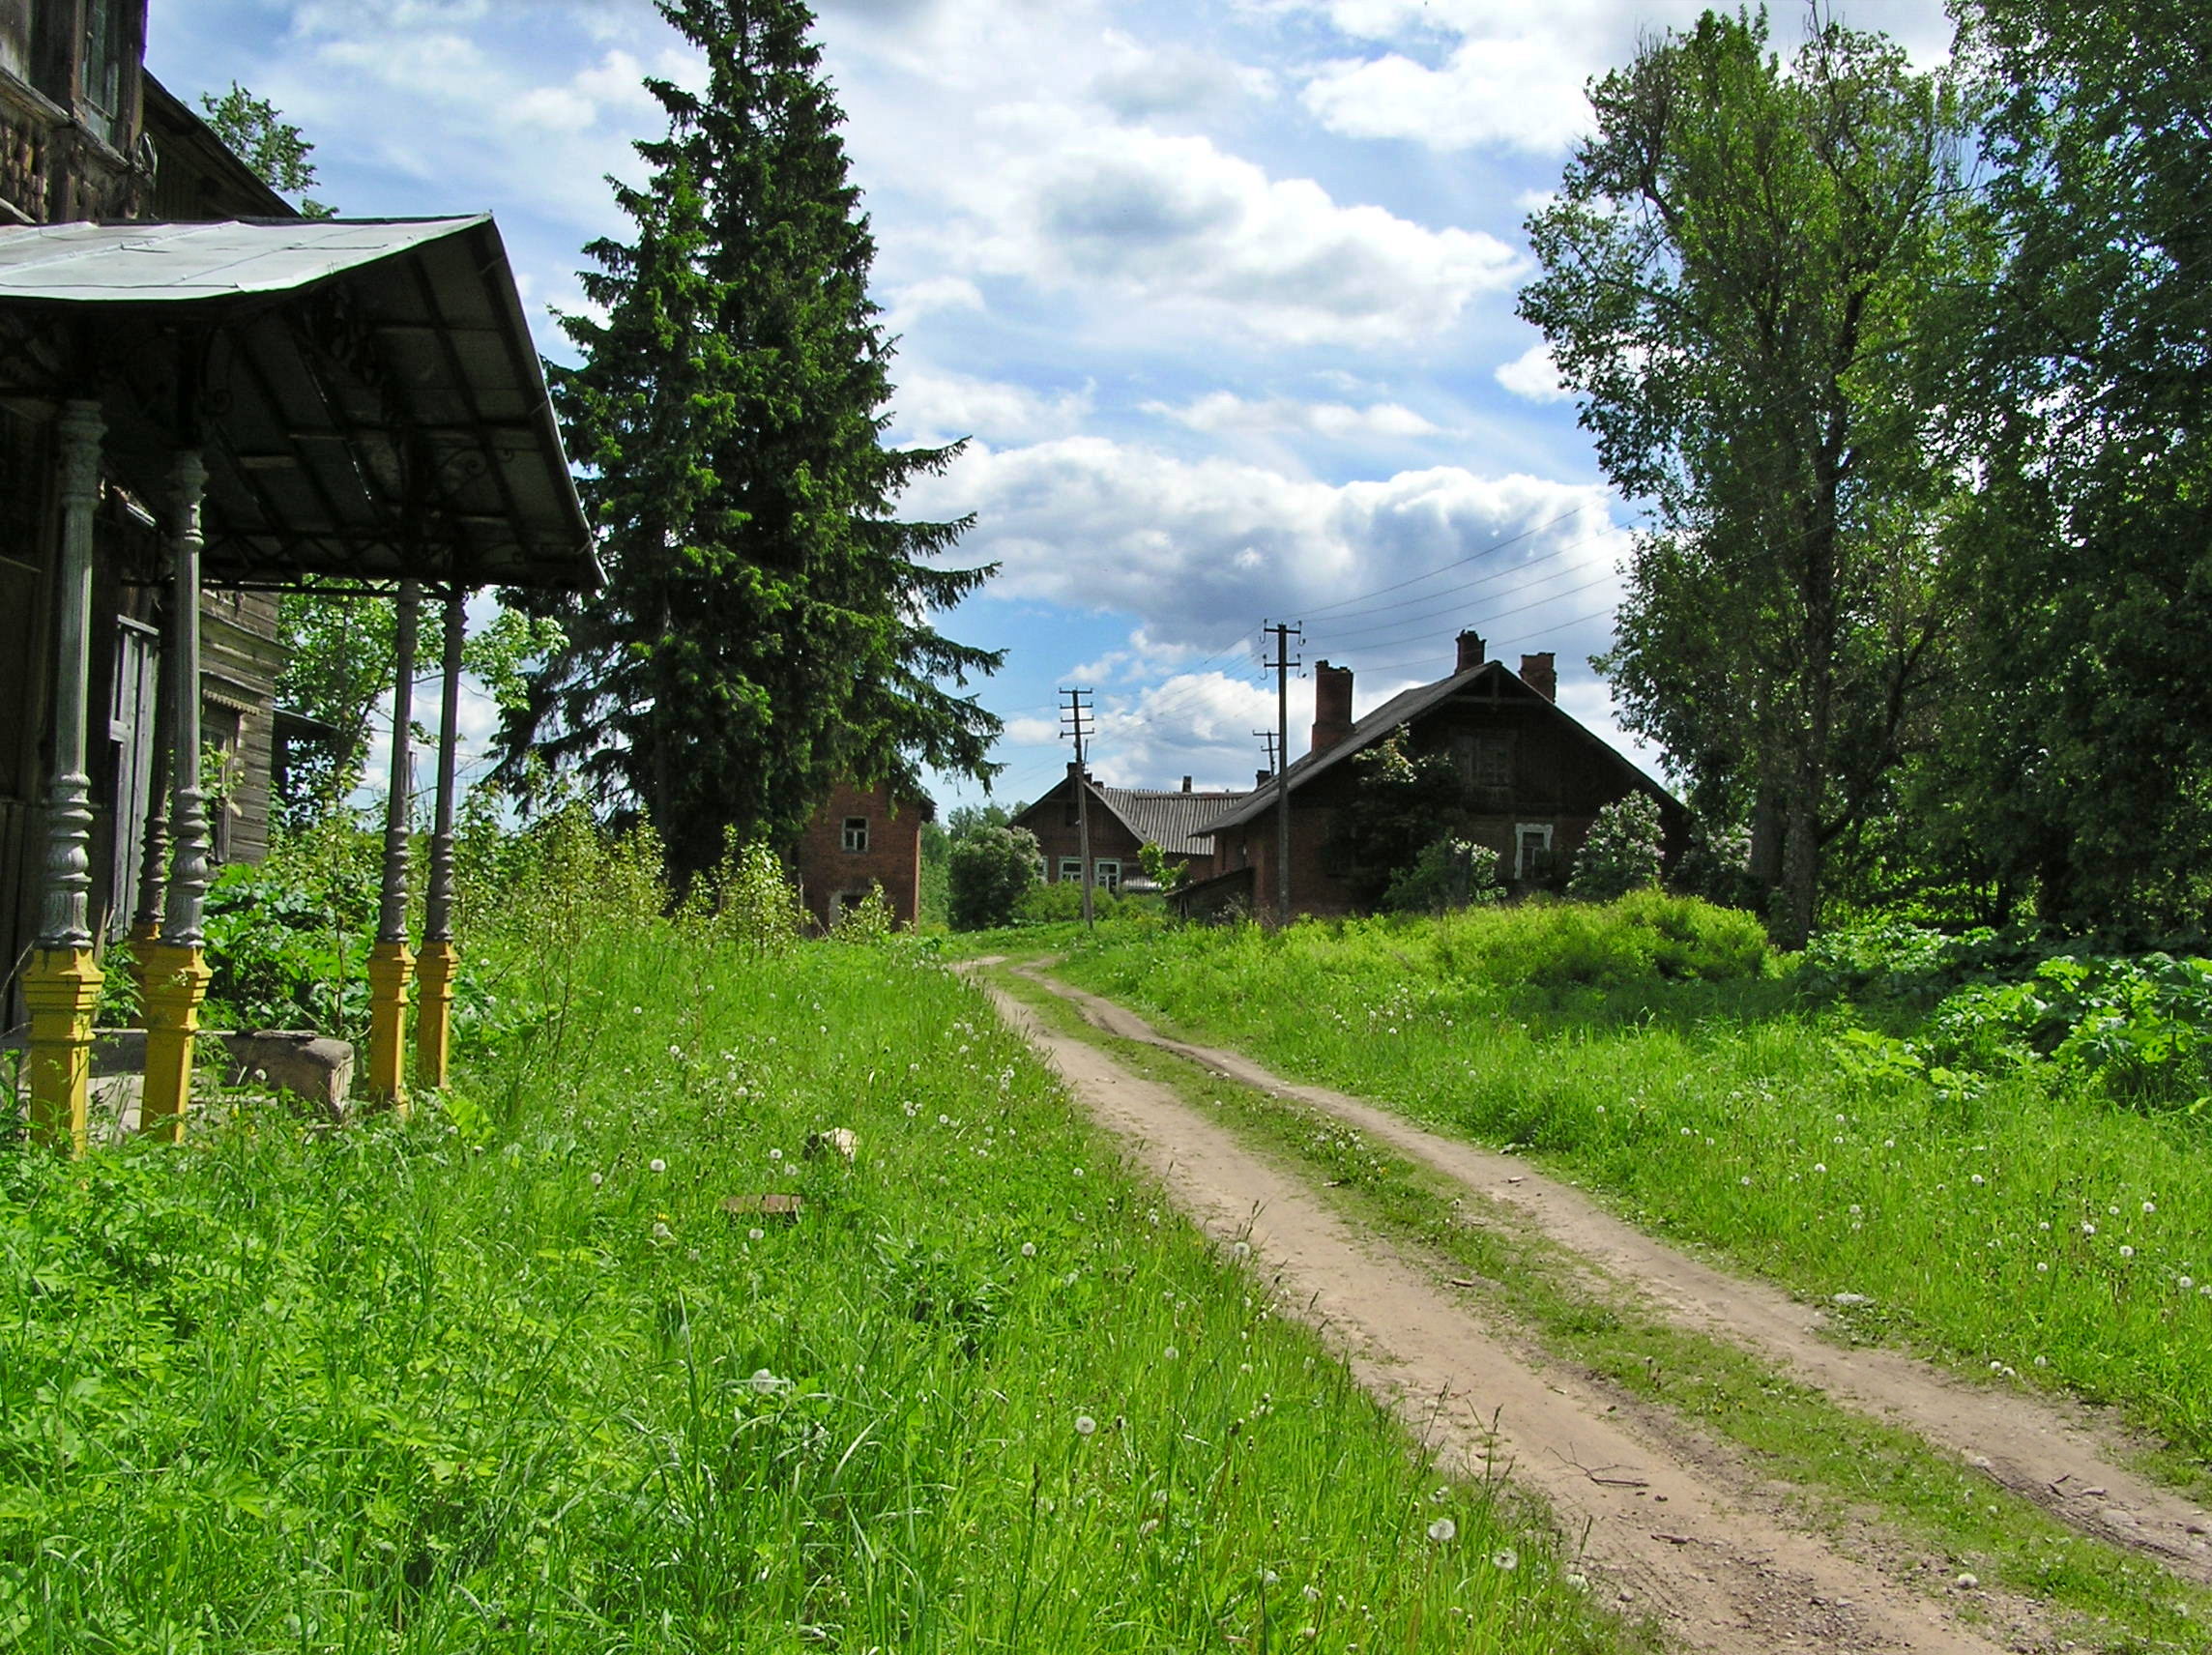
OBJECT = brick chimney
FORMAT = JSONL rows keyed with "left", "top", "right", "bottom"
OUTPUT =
{"left": 1310, "top": 661, "right": 1354, "bottom": 753}
{"left": 1257, "top": 769, "right": 1273, "bottom": 789}
{"left": 1456, "top": 629, "right": 1486, "bottom": 673}
{"left": 1519, "top": 652, "right": 1557, "bottom": 702}
{"left": 1181, "top": 775, "right": 1192, "bottom": 793}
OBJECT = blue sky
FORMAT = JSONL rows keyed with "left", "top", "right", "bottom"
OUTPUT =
{"left": 150, "top": 0, "right": 1953, "bottom": 812}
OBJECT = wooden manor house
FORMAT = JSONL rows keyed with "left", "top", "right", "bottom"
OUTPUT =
{"left": 0, "top": 0, "right": 597, "bottom": 1152}
{"left": 1176, "top": 629, "right": 1686, "bottom": 921}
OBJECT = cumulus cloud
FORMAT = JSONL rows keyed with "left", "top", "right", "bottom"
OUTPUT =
{"left": 906, "top": 436, "right": 1629, "bottom": 652}
{"left": 882, "top": 276, "right": 986, "bottom": 334}
{"left": 889, "top": 370, "right": 1093, "bottom": 445}
{"left": 1275, "top": 0, "right": 1952, "bottom": 155}
{"left": 1145, "top": 392, "right": 1442, "bottom": 438}
{"left": 1494, "top": 341, "right": 1571, "bottom": 403}
{"left": 945, "top": 118, "right": 1521, "bottom": 345}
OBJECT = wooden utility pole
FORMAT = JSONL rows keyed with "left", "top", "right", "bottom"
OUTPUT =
{"left": 1061, "top": 686, "right": 1096, "bottom": 927}
{"left": 1263, "top": 622, "right": 1301, "bottom": 926}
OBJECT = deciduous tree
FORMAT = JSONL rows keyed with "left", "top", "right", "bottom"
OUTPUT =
{"left": 1520, "top": 11, "right": 1978, "bottom": 944}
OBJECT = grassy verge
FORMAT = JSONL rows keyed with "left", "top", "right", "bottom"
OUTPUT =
{"left": 988, "top": 964, "right": 2212, "bottom": 1651}
{"left": 1047, "top": 902, "right": 2212, "bottom": 1476}
{"left": 1, "top": 895, "right": 1637, "bottom": 1652}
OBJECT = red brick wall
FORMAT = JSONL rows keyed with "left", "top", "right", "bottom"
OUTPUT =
{"left": 791, "top": 780, "right": 925, "bottom": 930}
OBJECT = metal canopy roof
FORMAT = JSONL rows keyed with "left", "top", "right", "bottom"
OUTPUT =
{"left": 0, "top": 217, "right": 597, "bottom": 591}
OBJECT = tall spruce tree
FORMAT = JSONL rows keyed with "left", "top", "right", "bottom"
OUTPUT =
{"left": 504, "top": 0, "right": 1002, "bottom": 886}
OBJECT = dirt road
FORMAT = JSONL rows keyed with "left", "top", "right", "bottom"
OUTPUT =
{"left": 976, "top": 967, "right": 2212, "bottom": 1654}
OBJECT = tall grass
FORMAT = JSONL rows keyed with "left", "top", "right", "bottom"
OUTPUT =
{"left": 0, "top": 831, "right": 1628, "bottom": 1653}
{"left": 1056, "top": 895, "right": 2212, "bottom": 1466}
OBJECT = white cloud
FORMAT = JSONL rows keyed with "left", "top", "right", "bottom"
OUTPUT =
{"left": 890, "top": 370, "right": 1093, "bottom": 445}
{"left": 1145, "top": 392, "right": 1443, "bottom": 438}
{"left": 943, "top": 117, "right": 1522, "bottom": 345}
{"left": 883, "top": 276, "right": 986, "bottom": 334}
{"left": 909, "top": 437, "right": 1629, "bottom": 652}
{"left": 1494, "top": 342, "right": 1571, "bottom": 404}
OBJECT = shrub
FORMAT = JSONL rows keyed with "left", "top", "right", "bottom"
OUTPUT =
{"left": 1381, "top": 836, "right": 1501, "bottom": 914}
{"left": 1567, "top": 793, "right": 1664, "bottom": 901}
{"left": 1013, "top": 878, "right": 1119, "bottom": 924}
{"left": 947, "top": 824, "right": 1042, "bottom": 930}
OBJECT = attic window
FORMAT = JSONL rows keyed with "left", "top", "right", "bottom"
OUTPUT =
{"left": 841, "top": 817, "right": 869, "bottom": 853}
{"left": 1456, "top": 733, "right": 1514, "bottom": 790}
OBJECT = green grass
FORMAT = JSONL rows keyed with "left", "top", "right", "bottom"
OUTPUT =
{"left": 1048, "top": 899, "right": 2212, "bottom": 1475}
{"left": 0, "top": 892, "right": 1639, "bottom": 1652}
{"left": 989, "top": 967, "right": 2212, "bottom": 1653}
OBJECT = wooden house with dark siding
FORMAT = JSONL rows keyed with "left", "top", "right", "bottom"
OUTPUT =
{"left": 1179, "top": 630, "right": 1686, "bottom": 920}
{"left": 1013, "top": 768, "right": 1247, "bottom": 894}
{"left": 0, "top": 4, "right": 300, "bottom": 1020}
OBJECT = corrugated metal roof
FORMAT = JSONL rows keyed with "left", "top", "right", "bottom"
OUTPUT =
{"left": 1097, "top": 785, "right": 1249, "bottom": 857}
{"left": 0, "top": 217, "right": 489, "bottom": 301}
{"left": 0, "top": 218, "right": 596, "bottom": 590}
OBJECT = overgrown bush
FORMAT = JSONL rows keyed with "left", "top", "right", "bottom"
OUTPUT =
{"left": 1446, "top": 889, "right": 1769, "bottom": 987}
{"left": 1013, "top": 878, "right": 1119, "bottom": 924}
{"left": 947, "top": 824, "right": 1041, "bottom": 930}
{"left": 1381, "top": 836, "right": 1501, "bottom": 914}
{"left": 1567, "top": 794, "right": 1664, "bottom": 901}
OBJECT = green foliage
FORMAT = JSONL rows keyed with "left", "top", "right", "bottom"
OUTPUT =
{"left": 1342, "top": 732, "right": 1467, "bottom": 906}
{"left": 504, "top": 0, "right": 1003, "bottom": 889}
{"left": 201, "top": 817, "right": 381, "bottom": 1036}
{"left": 1137, "top": 841, "right": 1189, "bottom": 892}
{"left": 946, "top": 824, "right": 1041, "bottom": 931}
{"left": 1380, "top": 836, "right": 1501, "bottom": 915}
{"left": 829, "top": 882, "right": 899, "bottom": 944}
{"left": 1522, "top": 11, "right": 1979, "bottom": 945}
{"left": 197, "top": 81, "right": 335, "bottom": 216}
{"left": 0, "top": 896, "right": 1618, "bottom": 1651}
{"left": 1567, "top": 794, "right": 1664, "bottom": 902}
{"left": 692, "top": 834, "right": 807, "bottom": 955}
{"left": 1013, "top": 879, "right": 1119, "bottom": 924}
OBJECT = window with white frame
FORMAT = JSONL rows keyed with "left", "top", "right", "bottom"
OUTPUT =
{"left": 842, "top": 817, "right": 869, "bottom": 853}
{"left": 1514, "top": 822, "right": 1555, "bottom": 881}
{"left": 1059, "top": 857, "right": 1084, "bottom": 884}
{"left": 1095, "top": 858, "right": 1121, "bottom": 892}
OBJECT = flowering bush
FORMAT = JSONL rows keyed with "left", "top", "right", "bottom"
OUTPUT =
{"left": 1566, "top": 794, "right": 1665, "bottom": 901}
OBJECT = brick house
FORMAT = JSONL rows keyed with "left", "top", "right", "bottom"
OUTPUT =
{"left": 1179, "top": 630, "right": 1685, "bottom": 920}
{"left": 791, "top": 779, "right": 934, "bottom": 930}
{"left": 1012, "top": 766, "right": 1247, "bottom": 894}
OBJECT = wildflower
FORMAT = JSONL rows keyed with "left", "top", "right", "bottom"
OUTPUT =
{"left": 589, "top": 1172, "right": 604, "bottom": 1187}
{"left": 1073, "top": 1165, "right": 1085, "bottom": 1178}
{"left": 768, "top": 1147, "right": 782, "bottom": 1161}
{"left": 2034, "top": 1355, "right": 2049, "bottom": 1368}
{"left": 1740, "top": 1176, "right": 1752, "bottom": 1186}
{"left": 649, "top": 1158, "right": 667, "bottom": 1174}
{"left": 2120, "top": 1245, "right": 2136, "bottom": 1259}
{"left": 939, "top": 1114, "right": 950, "bottom": 1126}
{"left": 1848, "top": 1204, "right": 1862, "bottom": 1215}
{"left": 2038, "top": 1221, "right": 2051, "bottom": 1231}
{"left": 1883, "top": 1137, "right": 1895, "bottom": 1148}
{"left": 2144, "top": 1201, "right": 2158, "bottom": 1214}
{"left": 1264, "top": 1570, "right": 1280, "bottom": 1585}
{"left": 1234, "top": 1241, "right": 1252, "bottom": 1261}
{"left": 1814, "top": 1163, "right": 1827, "bottom": 1174}
{"left": 2082, "top": 1222, "right": 2096, "bottom": 1235}
{"left": 1970, "top": 1174, "right": 1985, "bottom": 1186}
{"left": 1074, "top": 1414, "right": 1097, "bottom": 1437}
{"left": 2182, "top": 1276, "right": 2196, "bottom": 1290}
{"left": 2109, "top": 1205, "right": 2120, "bottom": 1216}
{"left": 1164, "top": 1346, "right": 1179, "bottom": 1361}
{"left": 903, "top": 1101, "right": 917, "bottom": 1118}
{"left": 1955, "top": 1572, "right": 1979, "bottom": 1589}
{"left": 2036, "top": 1263, "right": 2049, "bottom": 1272}
{"left": 1680, "top": 1127, "right": 1693, "bottom": 1137}
{"left": 1430, "top": 1486, "right": 1450, "bottom": 1504}
{"left": 1426, "top": 1517, "right": 1456, "bottom": 1543}
{"left": 749, "top": 1369, "right": 786, "bottom": 1395}
{"left": 1491, "top": 1547, "right": 1519, "bottom": 1571}
{"left": 1303, "top": 1585, "right": 1323, "bottom": 1604}
{"left": 652, "top": 1222, "right": 673, "bottom": 1240}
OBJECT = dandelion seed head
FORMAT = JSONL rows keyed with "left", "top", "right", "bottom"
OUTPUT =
{"left": 1426, "top": 1517, "right": 1456, "bottom": 1543}
{"left": 768, "top": 1147, "right": 782, "bottom": 1161}
{"left": 1164, "top": 1346, "right": 1179, "bottom": 1360}
{"left": 589, "top": 1172, "right": 603, "bottom": 1187}
{"left": 1020, "top": 1241, "right": 1035, "bottom": 1257}
{"left": 1491, "top": 1546, "right": 1519, "bottom": 1570}
{"left": 652, "top": 1222, "right": 672, "bottom": 1240}
{"left": 2144, "top": 1201, "right": 2157, "bottom": 1214}
{"left": 747, "top": 1227, "right": 765, "bottom": 1241}
{"left": 1814, "top": 1163, "right": 1827, "bottom": 1174}
{"left": 2181, "top": 1276, "right": 2196, "bottom": 1290}
{"left": 2120, "top": 1244, "right": 2136, "bottom": 1258}
{"left": 649, "top": 1158, "right": 667, "bottom": 1174}
{"left": 1074, "top": 1414, "right": 1097, "bottom": 1437}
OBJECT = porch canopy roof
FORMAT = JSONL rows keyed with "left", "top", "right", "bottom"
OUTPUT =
{"left": 0, "top": 216, "right": 597, "bottom": 590}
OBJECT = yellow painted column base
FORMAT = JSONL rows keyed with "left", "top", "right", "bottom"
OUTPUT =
{"left": 22, "top": 946, "right": 102, "bottom": 1157}
{"left": 366, "top": 941, "right": 416, "bottom": 1118}
{"left": 125, "top": 918, "right": 160, "bottom": 1027}
{"left": 415, "top": 940, "right": 458, "bottom": 1094}
{"left": 139, "top": 941, "right": 212, "bottom": 1147}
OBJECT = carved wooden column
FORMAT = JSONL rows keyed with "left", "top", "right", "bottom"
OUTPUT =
{"left": 414, "top": 587, "right": 465, "bottom": 1091}
{"left": 22, "top": 400, "right": 107, "bottom": 1156}
{"left": 365, "top": 582, "right": 420, "bottom": 1115}
{"left": 139, "top": 451, "right": 214, "bottom": 1146}
{"left": 127, "top": 597, "right": 173, "bottom": 1008}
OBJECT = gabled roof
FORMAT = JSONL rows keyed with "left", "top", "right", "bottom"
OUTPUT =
{"left": 1195, "top": 660, "right": 1675, "bottom": 836}
{"left": 1015, "top": 774, "right": 1247, "bottom": 857}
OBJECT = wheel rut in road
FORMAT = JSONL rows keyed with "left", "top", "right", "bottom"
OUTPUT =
{"left": 979, "top": 976, "right": 2028, "bottom": 1655}
{"left": 1011, "top": 965, "right": 2212, "bottom": 1591}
